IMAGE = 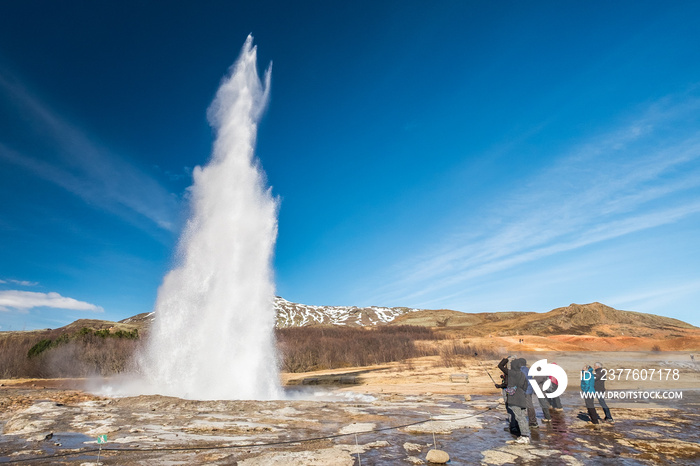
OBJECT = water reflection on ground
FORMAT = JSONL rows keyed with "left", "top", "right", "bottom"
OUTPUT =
{"left": 345, "top": 390, "right": 700, "bottom": 465}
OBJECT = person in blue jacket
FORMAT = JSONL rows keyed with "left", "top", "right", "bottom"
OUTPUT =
{"left": 581, "top": 365, "right": 600, "bottom": 424}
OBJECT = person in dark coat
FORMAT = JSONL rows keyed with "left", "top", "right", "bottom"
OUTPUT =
{"left": 498, "top": 357, "right": 531, "bottom": 444}
{"left": 496, "top": 358, "right": 520, "bottom": 436}
{"left": 581, "top": 364, "right": 600, "bottom": 424}
{"left": 593, "top": 362, "right": 614, "bottom": 422}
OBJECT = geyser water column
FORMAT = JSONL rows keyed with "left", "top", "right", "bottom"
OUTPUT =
{"left": 140, "top": 36, "right": 281, "bottom": 400}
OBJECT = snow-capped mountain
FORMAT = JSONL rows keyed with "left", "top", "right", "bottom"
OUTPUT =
{"left": 121, "top": 297, "right": 422, "bottom": 329}
{"left": 274, "top": 297, "right": 421, "bottom": 328}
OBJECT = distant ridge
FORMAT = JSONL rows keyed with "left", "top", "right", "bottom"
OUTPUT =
{"left": 20, "top": 299, "right": 696, "bottom": 341}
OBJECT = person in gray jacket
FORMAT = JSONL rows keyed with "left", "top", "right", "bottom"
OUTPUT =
{"left": 525, "top": 362, "right": 553, "bottom": 424}
{"left": 520, "top": 361, "right": 539, "bottom": 427}
{"left": 546, "top": 362, "right": 564, "bottom": 410}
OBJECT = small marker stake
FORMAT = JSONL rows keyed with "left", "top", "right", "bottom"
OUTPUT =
{"left": 355, "top": 433, "right": 362, "bottom": 466}
{"left": 96, "top": 434, "right": 107, "bottom": 464}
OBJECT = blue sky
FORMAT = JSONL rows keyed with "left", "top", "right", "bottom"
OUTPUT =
{"left": 1, "top": 1, "right": 699, "bottom": 330}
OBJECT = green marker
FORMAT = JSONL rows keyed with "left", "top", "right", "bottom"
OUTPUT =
{"left": 96, "top": 434, "right": 108, "bottom": 464}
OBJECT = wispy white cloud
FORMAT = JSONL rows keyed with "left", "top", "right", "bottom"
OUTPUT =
{"left": 0, "top": 290, "right": 103, "bottom": 313}
{"left": 602, "top": 279, "right": 700, "bottom": 319}
{"left": 370, "top": 95, "right": 700, "bottom": 308}
{"left": 0, "top": 279, "right": 39, "bottom": 286}
{"left": 0, "top": 72, "right": 179, "bottom": 235}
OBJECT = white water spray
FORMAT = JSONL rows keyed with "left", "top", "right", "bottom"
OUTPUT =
{"left": 137, "top": 36, "right": 281, "bottom": 400}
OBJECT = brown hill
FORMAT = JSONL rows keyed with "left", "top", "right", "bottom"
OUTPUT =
{"left": 391, "top": 309, "right": 535, "bottom": 330}
{"left": 511, "top": 302, "right": 696, "bottom": 337}
{"left": 393, "top": 302, "right": 697, "bottom": 338}
{"left": 119, "top": 312, "right": 155, "bottom": 332}
{"left": 62, "top": 318, "right": 140, "bottom": 333}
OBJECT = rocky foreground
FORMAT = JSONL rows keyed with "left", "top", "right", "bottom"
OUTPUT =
{"left": 1, "top": 352, "right": 699, "bottom": 465}
{"left": 0, "top": 387, "right": 699, "bottom": 465}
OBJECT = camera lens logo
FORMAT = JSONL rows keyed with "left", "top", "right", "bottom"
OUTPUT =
{"left": 528, "top": 359, "right": 568, "bottom": 399}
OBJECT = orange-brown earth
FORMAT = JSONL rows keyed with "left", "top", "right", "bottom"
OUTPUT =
{"left": 442, "top": 333, "right": 700, "bottom": 352}
{"left": 283, "top": 351, "right": 700, "bottom": 397}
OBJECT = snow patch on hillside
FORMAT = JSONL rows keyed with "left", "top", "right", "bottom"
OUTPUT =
{"left": 275, "top": 297, "right": 420, "bottom": 328}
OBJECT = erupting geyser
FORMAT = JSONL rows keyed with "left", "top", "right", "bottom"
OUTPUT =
{"left": 138, "top": 36, "right": 281, "bottom": 400}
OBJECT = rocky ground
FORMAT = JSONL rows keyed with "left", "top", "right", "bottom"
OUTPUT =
{"left": 1, "top": 352, "right": 699, "bottom": 465}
